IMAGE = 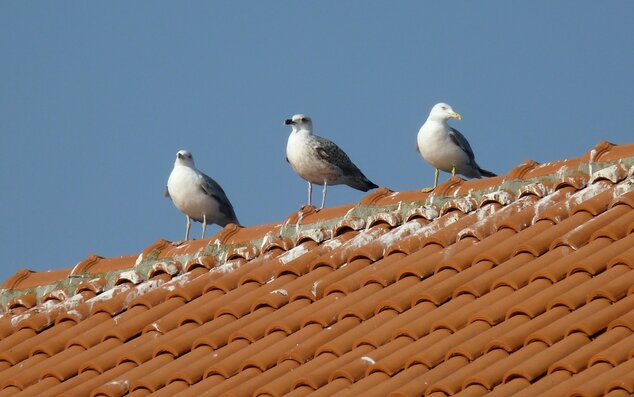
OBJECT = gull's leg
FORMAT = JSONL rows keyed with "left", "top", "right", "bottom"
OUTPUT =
{"left": 421, "top": 168, "right": 439, "bottom": 193}
{"left": 307, "top": 182, "right": 313, "bottom": 207}
{"left": 320, "top": 181, "right": 328, "bottom": 209}
{"left": 202, "top": 214, "right": 207, "bottom": 239}
{"left": 185, "top": 215, "right": 191, "bottom": 241}
{"left": 451, "top": 166, "right": 456, "bottom": 177}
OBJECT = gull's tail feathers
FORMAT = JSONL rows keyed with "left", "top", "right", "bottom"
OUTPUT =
{"left": 478, "top": 167, "right": 497, "bottom": 178}
{"left": 350, "top": 176, "right": 379, "bottom": 192}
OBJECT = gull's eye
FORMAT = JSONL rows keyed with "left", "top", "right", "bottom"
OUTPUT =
{"left": 301, "top": 117, "right": 308, "bottom": 122}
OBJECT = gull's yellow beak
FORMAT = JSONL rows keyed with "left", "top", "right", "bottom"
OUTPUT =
{"left": 450, "top": 112, "right": 462, "bottom": 120}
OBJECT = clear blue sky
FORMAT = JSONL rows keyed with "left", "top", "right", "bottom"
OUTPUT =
{"left": 1, "top": 2, "right": 633, "bottom": 283}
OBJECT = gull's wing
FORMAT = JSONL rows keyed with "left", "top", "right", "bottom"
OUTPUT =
{"left": 313, "top": 135, "right": 364, "bottom": 177}
{"left": 199, "top": 174, "right": 239, "bottom": 224}
{"left": 449, "top": 127, "right": 477, "bottom": 164}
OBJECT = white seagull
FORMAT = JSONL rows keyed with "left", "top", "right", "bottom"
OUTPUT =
{"left": 285, "top": 114, "right": 378, "bottom": 209}
{"left": 166, "top": 150, "right": 239, "bottom": 240}
{"left": 417, "top": 103, "right": 496, "bottom": 190}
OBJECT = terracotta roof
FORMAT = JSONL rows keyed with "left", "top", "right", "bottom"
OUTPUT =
{"left": 2, "top": 140, "right": 634, "bottom": 397}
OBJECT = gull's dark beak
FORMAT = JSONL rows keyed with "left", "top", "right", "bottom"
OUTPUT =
{"left": 284, "top": 119, "right": 295, "bottom": 125}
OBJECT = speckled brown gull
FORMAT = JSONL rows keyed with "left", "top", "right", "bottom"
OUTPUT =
{"left": 285, "top": 114, "right": 378, "bottom": 209}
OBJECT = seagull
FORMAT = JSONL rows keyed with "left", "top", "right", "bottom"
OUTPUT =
{"left": 417, "top": 103, "right": 496, "bottom": 191}
{"left": 284, "top": 114, "right": 378, "bottom": 209}
{"left": 166, "top": 150, "right": 239, "bottom": 240}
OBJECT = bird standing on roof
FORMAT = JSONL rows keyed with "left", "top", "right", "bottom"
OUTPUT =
{"left": 417, "top": 103, "right": 496, "bottom": 191}
{"left": 284, "top": 114, "right": 378, "bottom": 209}
{"left": 166, "top": 150, "right": 239, "bottom": 240}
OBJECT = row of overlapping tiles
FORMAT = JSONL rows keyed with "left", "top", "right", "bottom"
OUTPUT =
{"left": 1, "top": 175, "right": 634, "bottom": 396}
